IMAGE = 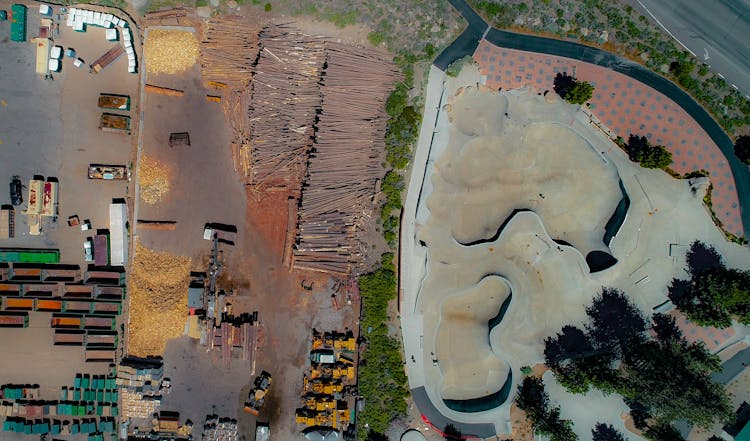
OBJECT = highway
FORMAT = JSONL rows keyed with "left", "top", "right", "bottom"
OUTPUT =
{"left": 625, "top": 0, "right": 750, "bottom": 97}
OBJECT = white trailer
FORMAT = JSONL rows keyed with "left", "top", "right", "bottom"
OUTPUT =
{"left": 109, "top": 203, "right": 128, "bottom": 266}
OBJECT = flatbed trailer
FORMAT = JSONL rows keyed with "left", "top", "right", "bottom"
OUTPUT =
{"left": 0, "top": 207, "right": 14, "bottom": 239}
{"left": 97, "top": 94, "right": 130, "bottom": 111}
{"left": 90, "top": 45, "right": 125, "bottom": 73}
{"left": 88, "top": 164, "right": 128, "bottom": 180}
{"left": 99, "top": 113, "right": 130, "bottom": 134}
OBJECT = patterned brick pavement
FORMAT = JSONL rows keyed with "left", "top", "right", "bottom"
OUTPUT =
{"left": 474, "top": 39, "right": 743, "bottom": 238}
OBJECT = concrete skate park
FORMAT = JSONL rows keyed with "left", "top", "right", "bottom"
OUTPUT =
{"left": 399, "top": 65, "right": 750, "bottom": 439}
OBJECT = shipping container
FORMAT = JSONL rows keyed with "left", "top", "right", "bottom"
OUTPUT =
{"left": 0, "top": 283, "right": 22, "bottom": 296}
{"left": 62, "top": 284, "right": 94, "bottom": 299}
{"left": 83, "top": 316, "right": 115, "bottom": 330}
{"left": 0, "top": 207, "right": 14, "bottom": 240}
{"left": 50, "top": 314, "right": 83, "bottom": 329}
{"left": 96, "top": 286, "right": 124, "bottom": 300}
{"left": 10, "top": 4, "right": 26, "bottom": 42}
{"left": 53, "top": 330, "right": 85, "bottom": 346}
{"left": 85, "top": 331, "right": 118, "bottom": 348}
{"left": 63, "top": 300, "right": 92, "bottom": 314}
{"left": 43, "top": 268, "right": 80, "bottom": 283}
{"left": 84, "top": 271, "right": 124, "bottom": 286}
{"left": 22, "top": 283, "right": 59, "bottom": 297}
{"left": 91, "top": 301, "right": 121, "bottom": 315}
{"left": 4, "top": 297, "right": 34, "bottom": 311}
{"left": 0, "top": 248, "right": 59, "bottom": 264}
{"left": 93, "top": 235, "right": 108, "bottom": 267}
{"left": 0, "top": 312, "right": 29, "bottom": 328}
{"left": 85, "top": 350, "right": 115, "bottom": 363}
{"left": 98, "top": 113, "right": 130, "bottom": 134}
{"left": 36, "top": 299, "right": 62, "bottom": 312}
{"left": 9, "top": 267, "right": 42, "bottom": 281}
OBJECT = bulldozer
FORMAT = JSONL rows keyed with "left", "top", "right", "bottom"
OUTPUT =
{"left": 295, "top": 408, "right": 316, "bottom": 427}
{"left": 243, "top": 371, "right": 272, "bottom": 416}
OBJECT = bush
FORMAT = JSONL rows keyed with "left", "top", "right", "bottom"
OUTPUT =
{"left": 553, "top": 72, "right": 594, "bottom": 104}
{"left": 445, "top": 55, "right": 475, "bottom": 77}
{"left": 263, "top": 2, "right": 271, "bottom": 11}
{"left": 357, "top": 264, "right": 409, "bottom": 437}
{"left": 735, "top": 135, "right": 750, "bottom": 164}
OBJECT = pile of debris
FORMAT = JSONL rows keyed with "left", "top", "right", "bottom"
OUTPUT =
{"left": 128, "top": 242, "right": 191, "bottom": 356}
{"left": 246, "top": 24, "right": 326, "bottom": 188}
{"left": 293, "top": 43, "right": 401, "bottom": 274}
{"left": 117, "top": 356, "right": 165, "bottom": 419}
{"left": 144, "top": 29, "right": 199, "bottom": 74}
{"left": 139, "top": 155, "right": 170, "bottom": 205}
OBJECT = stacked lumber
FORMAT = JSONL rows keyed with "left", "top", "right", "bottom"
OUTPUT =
{"left": 200, "top": 17, "right": 260, "bottom": 87}
{"left": 293, "top": 43, "right": 401, "bottom": 275}
{"left": 246, "top": 24, "right": 326, "bottom": 188}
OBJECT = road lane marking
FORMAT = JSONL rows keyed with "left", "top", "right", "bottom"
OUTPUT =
{"left": 635, "top": 0, "right": 697, "bottom": 57}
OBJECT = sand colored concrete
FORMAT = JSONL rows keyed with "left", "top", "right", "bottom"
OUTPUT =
{"left": 401, "top": 64, "right": 750, "bottom": 438}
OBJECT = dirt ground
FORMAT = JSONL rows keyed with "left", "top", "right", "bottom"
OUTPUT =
{"left": 0, "top": 0, "right": 138, "bottom": 267}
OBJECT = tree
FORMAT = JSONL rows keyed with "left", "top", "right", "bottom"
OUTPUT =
{"left": 625, "top": 134, "right": 672, "bottom": 169}
{"left": 554, "top": 72, "right": 595, "bottom": 104}
{"left": 515, "top": 376, "right": 550, "bottom": 422}
{"left": 443, "top": 424, "right": 462, "bottom": 441}
{"left": 685, "top": 240, "right": 723, "bottom": 276}
{"left": 735, "top": 135, "right": 750, "bottom": 164}
{"left": 565, "top": 81, "right": 595, "bottom": 105}
{"left": 365, "top": 431, "right": 388, "bottom": 441}
{"left": 585, "top": 288, "right": 647, "bottom": 354}
{"left": 591, "top": 422, "right": 627, "bottom": 441}
{"left": 672, "top": 267, "right": 750, "bottom": 327}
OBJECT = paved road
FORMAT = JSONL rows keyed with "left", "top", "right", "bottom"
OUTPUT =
{"left": 714, "top": 347, "right": 750, "bottom": 384}
{"left": 624, "top": 0, "right": 750, "bottom": 98}
{"left": 434, "top": 0, "right": 488, "bottom": 70}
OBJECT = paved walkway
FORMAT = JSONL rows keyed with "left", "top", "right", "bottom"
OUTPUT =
{"left": 474, "top": 40, "right": 744, "bottom": 238}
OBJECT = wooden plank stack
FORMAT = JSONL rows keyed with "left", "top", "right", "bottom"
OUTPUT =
{"left": 246, "top": 24, "right": 326, "bottom": 188}
{"left": 292, "top": 43, "right": 401, "bottom": 275}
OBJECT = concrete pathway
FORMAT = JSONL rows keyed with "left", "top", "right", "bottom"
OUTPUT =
{"left": 474, "top": 41, "right": 744, "bottom": 237}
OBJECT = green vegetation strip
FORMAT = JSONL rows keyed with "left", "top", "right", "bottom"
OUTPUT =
{"left": 357, "top": 254, "right": 408, "bottom": 437}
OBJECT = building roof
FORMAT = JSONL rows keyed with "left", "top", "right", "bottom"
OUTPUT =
{"left": 188, "top": 287, "right": 203, "bottom": 309}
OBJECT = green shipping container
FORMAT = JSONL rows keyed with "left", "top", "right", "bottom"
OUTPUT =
{"left": 9, "top": 4, "right": 25, "bottom": 42}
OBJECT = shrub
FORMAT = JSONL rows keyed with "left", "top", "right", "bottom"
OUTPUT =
{"left": 263, "top": 2, "right": 271, "bottom": 11}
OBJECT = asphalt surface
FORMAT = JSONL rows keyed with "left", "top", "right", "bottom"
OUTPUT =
{"left": 624, "top": 0, "right": 750, "bottom": 98}
{"left": 433, "top": 0, "right": 488, "bottom": 70}
{"left": 410, "top": 387, "right": 497, "bottom": 438}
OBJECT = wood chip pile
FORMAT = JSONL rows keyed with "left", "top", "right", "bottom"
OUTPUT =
{"left": 145, "top": 29, "right": 199, "bottom": 74}
{"left": 292, "top": 43, "right": 401, "bottom": 275}
{"left": 128, "top": 242, "right": 192, "bottom": 357}
{"left": 139, "top": 155, "right": 170, "bottom": 205}
{"left": 200, "top": 17, "right": 260, "bottom": 88}
{"left": 247, "top": 24, "right": 325, "bottom": 188}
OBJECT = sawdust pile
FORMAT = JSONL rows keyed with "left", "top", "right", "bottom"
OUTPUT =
{"left": 145, "top": 29, "right": 199, "bottom": 74}
{"left": 139, "top": 156, "right": 170, "bottom": 205}
{"left": 127, "top": 242, "right": 192, "bottom": 357}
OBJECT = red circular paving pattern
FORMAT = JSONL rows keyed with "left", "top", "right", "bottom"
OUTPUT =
{"left": 474, "top": 40, "right": 743, "bottom": 238}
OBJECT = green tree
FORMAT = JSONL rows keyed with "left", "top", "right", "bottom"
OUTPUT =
{"left": 735, "top": 135, "right": 750, "bottom": 164}
{"left": 625, "top": 134, "right": 672, "bottom": 169}
{"left": 592, "top": 423, "right": 627, "bottom": 441}
{"left": 671, "top": 267, "right": 750, "bottom": 327}
{"left": 263, "top": 2, "right": 271, "bottom": 11}
{"left": 553, "top": 72, "right": 595, "bottom": 104}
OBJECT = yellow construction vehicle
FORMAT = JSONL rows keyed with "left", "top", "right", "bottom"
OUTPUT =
{"left": 337, "top": 354, "right": 354, "bottom": 365}
{"left": 207, "top": 81, "right": 227, "bottom": 89}
{"left": 206, "top": 95, "right": 221, "bottom": 103}
{"left": 295, "top": 409, "right": 316, "bottom": 427}
{"left": 346, "top": 366, "right": 355, "bottom": 380}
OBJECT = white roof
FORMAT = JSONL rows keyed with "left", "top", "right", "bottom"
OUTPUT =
{"left": 69, "top": 7, "right": 77, "bottom": 14}
{"left": 104, "top": 20, "right": 112, "bottom": 28}
{"left": 105, "top": 28, "right": 118, "bottom": 40}
{"left": 124, "top": 39, "right": 132, "bottom": 48}
{"left": 39, "top": 4, "right": 51, "bottom": 15}
{"left": 66, "top": 15, "right": 74, "bottom": 27}
{"left": 74, "top": 59, "right": 84, "bottom": 67}
{"left": 128, "top": 65, "right": 136, "bottom": 73}
{"left": 48, "top": 59, "right": 59, "bottom": 71}
{"left": 104, "top": 13, "right": 113, "bottom": 21}
{"left": 73, "top": 21, "right": 84, "bottom": 31}
{"left": 118, "top": 20, "right": 128, "bottom": 29}
{"left": 50, "top": 46, "right": 63, "bottom": 59}
{"left": 111, "top": 17, "right": 120, "bottom": 26}
{"left": 125, "top": 46, "right": 134, "bottom": 55}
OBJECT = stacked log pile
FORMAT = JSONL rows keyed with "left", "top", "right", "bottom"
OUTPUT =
{"left": 293, "top": 43, "right": 401, "bottom": 275}
{"left": 201, "top": 17, "right": 260, "bottom": 173}
{"left": 246, "top": 24, "right": 326, "bottom": 188}
{"left": 200, "top": 17, "right": 260, "bottom": 87}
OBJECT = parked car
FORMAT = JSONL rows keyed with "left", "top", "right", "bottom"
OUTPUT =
{"left": 9, "top": 176, "right": 22, "bottom": 205}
